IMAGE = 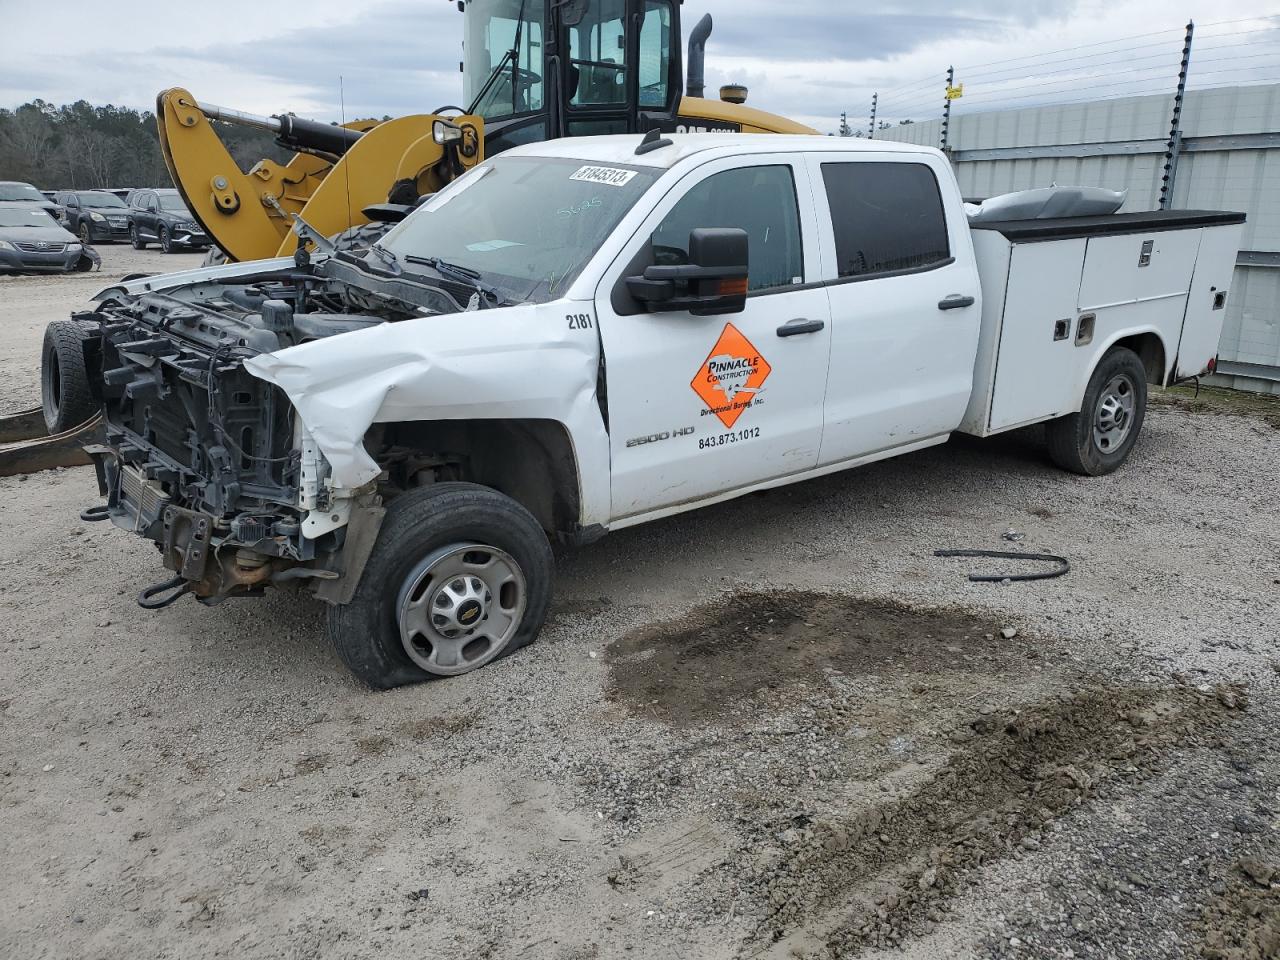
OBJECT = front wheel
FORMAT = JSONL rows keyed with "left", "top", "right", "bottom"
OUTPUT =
{"left": 327, "top": 483, "right": 554, "bottom": 689}
{"left": 1046, "top": 346, "right": 1147, "bottom": 476}
{"left": 159, "top": 225, "right": 172, "bottom": 253}
{"left": 130, "top": 225, "right": 145, "bottom": 249}
{"left": 78, "top": 222, "right": 91, "bottom": 245}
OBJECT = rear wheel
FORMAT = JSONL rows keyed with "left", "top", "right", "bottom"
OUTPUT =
{"left": 327, "top": 483, "right": 554, "bottom": 689}
{"left": 41, "top": 320, "right": 98, "bottom": 434}
{"left": 1046, "top": 347, "right": 1147, "bottom": 476}
{"left": 130, "top": 224, "right": 146, "bottom": 249}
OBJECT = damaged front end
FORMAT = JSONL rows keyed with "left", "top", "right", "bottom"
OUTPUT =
{"left": 82, "top": 256, "right": 455, "bottom": 607}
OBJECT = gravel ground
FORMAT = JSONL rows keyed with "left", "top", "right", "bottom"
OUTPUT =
{"left": 0, "top": 245, "right": 203, "bottom": 415}
{"left": 1, "top": 252, "right": 1278, "bottom": 959}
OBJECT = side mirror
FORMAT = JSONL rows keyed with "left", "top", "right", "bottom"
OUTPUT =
{"left": 626, "top": 227, "right": 749, "bottom": 316}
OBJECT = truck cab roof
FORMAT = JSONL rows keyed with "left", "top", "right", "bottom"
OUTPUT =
{"left": 501, "top": 133, "right": 945, "bottom": 169}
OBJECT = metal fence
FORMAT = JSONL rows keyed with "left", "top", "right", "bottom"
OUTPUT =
{"left": 855, "top": 17, "right": 1280, "bottom": 393}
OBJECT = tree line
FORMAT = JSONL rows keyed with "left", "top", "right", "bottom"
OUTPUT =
{"left": 0, "top": 100, "right": 287, "bottom": 190}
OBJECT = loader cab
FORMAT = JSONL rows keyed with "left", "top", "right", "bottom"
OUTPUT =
{"left": 462, "top": 0, "right": 683, "bottom": 154}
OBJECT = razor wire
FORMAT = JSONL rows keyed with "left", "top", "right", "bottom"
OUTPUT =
{"left": 852, "top": 15, "right": 1280, "bottom": 139}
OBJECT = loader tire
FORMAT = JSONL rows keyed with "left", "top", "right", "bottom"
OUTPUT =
{"left": 41, "top": 320, "right": 98, "bottom": 434}
{"left": 1046, "top": 346, "right": 1147, "bottom": 476}
{"left": 330, "top": 222, "right": 393, "bottom": 257}
{"left": 327, "top": 483, "right": 553, "bottom": 689}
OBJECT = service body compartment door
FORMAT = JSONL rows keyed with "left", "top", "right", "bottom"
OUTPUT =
{"left": 596, "top": 156, "right": 830, "bottom": 521}
{"left": 1173, "top": 224, "right": 1241, "bottom": 378}
{"left": 987, "top": 238, "right": 1088, "bottom": 431}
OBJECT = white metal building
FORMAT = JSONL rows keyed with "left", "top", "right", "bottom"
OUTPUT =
{"left": 879, "top": 83, "right": 1280, "bottom": 393}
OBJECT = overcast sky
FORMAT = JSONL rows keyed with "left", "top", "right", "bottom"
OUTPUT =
{"left": 1, "top": 1, "right": 1276, "bottom": 132}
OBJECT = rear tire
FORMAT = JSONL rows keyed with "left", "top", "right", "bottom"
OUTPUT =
{"left": 42, "top": 320, "right": 98, "bottom": 434}
{"left": 1046, "top": 346, "right": 1147, "bottom": 476}
{"left": 327, "top": 483, "right": 554, "bottom": 689}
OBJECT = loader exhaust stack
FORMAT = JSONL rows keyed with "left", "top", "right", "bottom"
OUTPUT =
{"left": 686, "top": 14, "right": 713, "bottom": 99}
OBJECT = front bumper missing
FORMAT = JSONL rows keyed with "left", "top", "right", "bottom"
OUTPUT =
{"left": 90, "top": 452, "right": 292, "bottom": 605}
{"left": 88, "top": 449, "right": 381, "bottom": 607}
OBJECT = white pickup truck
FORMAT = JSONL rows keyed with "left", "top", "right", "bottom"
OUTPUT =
{"left": 60, "top": 133, "right": 1243, "bottom": 687}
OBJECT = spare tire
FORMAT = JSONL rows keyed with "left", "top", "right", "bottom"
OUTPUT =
{"left": 330, "top": 222, "right": 394, "bottom": 257}
{"left": 42, "top": 320, "right": 98, "bottom": 434}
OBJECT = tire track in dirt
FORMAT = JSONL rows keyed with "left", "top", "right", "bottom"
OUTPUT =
{"left": 743, "top": 684, "right": 1247, "bottom": 958}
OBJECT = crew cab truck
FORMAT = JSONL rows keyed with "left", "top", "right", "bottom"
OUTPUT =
{"left": 59, "top": 133, "right": 1243, "bottom": 688}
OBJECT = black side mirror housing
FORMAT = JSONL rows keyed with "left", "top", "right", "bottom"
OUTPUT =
{"left": 626, "top": 227, "right": 749, "bottom": 316}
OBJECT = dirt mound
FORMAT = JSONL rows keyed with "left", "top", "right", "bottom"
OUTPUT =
{"left": 607, "top": 591, "right": 1020, "bottom": 727}
{"left": 1197, "top": 858, "right": 1280, "bottom": 960}
{"left": 733, "top": 683, "right": 1247, "bottom": 957}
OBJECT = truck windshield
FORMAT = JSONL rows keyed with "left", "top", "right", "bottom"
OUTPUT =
{"left": 379, "top": 156, "right": 657, "bottom": 304}
{"left": 464, "top": 0, "right": 545, "bottom": 119}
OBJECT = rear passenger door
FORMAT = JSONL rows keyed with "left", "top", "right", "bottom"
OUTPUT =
{"left": 806, "top": 155, "right": 980, "bottom": 466}
{"left": 596, "top": 156, "right": 831, "bottom": 521}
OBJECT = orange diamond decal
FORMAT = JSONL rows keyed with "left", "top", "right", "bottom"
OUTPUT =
{"left": 690, "top": 323, "right": 772, "bottom": 429}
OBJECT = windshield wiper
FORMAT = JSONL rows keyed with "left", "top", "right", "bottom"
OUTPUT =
{"left": 404, "top": 255, "right": 506, "bottom": 307}
{"left": 368, "top": 242, "right": 402, "bottom": 276}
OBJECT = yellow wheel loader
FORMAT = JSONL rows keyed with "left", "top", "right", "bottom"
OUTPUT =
{"left": 159, "top": 0, "right": 815, "bottom": 263}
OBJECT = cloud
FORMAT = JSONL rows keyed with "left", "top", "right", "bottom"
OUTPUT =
{"left": 1, "top": 0, "right": 1276, "bottom": 137}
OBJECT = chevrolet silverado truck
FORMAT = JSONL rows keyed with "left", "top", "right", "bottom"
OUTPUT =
{"left": 55, "top": 132, "right": 1244, "bottom": 688}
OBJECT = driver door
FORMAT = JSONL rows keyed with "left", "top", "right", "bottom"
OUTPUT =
{"left": 595, "top": 156, "right": 831, "bottom": 521}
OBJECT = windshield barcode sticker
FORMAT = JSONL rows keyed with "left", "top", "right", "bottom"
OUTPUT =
{"left": 569, "top": 165, "right": 637, "bottom": 187}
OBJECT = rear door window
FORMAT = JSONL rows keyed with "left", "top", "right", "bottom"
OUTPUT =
{"left": 821, "top": 162, "right": 950, "bottom": 278}
{"left": 651, "top": 165, "right": 803, "bottom": 292}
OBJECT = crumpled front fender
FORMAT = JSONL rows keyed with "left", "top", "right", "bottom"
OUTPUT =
{"left": 243, "top": 300, "right": 611, "bottom": 525}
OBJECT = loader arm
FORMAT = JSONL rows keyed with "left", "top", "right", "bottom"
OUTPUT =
{"left": 157, "top": 88, "right": 483, "bottom": 262}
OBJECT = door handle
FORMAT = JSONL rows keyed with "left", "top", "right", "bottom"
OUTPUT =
{"left": 776, "top": 318, "right": 825, "bottom": 337}
{"left": 938, "top": 294, "right": 975, "bottom": 311}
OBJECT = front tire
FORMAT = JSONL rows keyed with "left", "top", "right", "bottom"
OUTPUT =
{"left": 130, "top": 224, "right": 146, "bottom": 249}
{"left": 329, "top": 221, "right": 393, "bottom": 257}
{"left": 159, "top": 225, "right": 172, "bottom": 253}
{"left": 42, "top": 320, "right": 98, "bottom": 434}
{"left": 1046, "top": 346, "right": 1147, "bottom": 476}
{"left": 78, "top": 222, "right": 91, "bottom": 245}
{"left": 327, "top": 483, "right": 554, "bottom": 689}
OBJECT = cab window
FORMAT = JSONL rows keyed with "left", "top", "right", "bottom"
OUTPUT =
{"left": 465, "top": 0, "right": 545, "bottom": 119}
{"left": 821, "top": 162, "right": 950, "bottom": 278}
{"left": 652, "top": 165, "right": 804, "bottom": 292}
{"left": 569, "top": 0, "right": 626, "bottom": 106}
{"left": 638, "top": 1, "right": 672, "bottom": 107}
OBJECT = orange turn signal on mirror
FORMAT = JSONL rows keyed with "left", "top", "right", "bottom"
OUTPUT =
{"left": 718, "top": 277, "right": 748, "bottom": 296}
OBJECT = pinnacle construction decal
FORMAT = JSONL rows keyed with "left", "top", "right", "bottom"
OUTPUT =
{"left": 690, "top": 323, "right": 772, "bottom": 429}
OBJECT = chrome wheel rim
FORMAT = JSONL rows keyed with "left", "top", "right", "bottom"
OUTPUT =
{"left": 397, "top": 543, "right": 526, "bottom": 676}
{"left": 1093, "top": 373, "right": 1136, "bottom": 454}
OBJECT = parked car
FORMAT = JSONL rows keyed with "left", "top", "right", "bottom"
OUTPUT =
{"left": 55, "top": 190, "right": 131, "bottom": 244}
{"left": 127, "top": 188, "right": 210, "bottom": 252}
{"left": 0, "top": 206, "right": 83, "bottom": 273}
{"left": 0, "top": 180, "right": 65, "bottom": 224}
{"left": 53, "top": 134, "right": 1243, "bottom": 688}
